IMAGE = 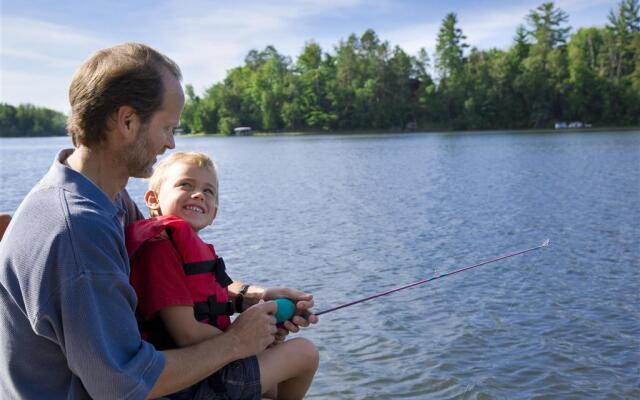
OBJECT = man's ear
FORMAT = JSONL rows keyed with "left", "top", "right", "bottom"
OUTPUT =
{"left": 114, "top": 105, "right": 140, "bottom": 142}
{"left": 145, "top": 190, "right": 162, "bottom": 215}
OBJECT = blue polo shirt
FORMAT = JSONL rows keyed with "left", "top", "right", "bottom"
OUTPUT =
{"left": 0, "top": 149, "right": 164, "bottom": 399}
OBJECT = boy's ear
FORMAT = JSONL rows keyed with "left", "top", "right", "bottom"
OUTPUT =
{"left": 145, "top": 190, "right": 162, "bottom": 215}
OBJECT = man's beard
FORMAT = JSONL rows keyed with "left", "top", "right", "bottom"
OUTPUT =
{"left": 122, "top": 125, "right": 158, "bottom": 178}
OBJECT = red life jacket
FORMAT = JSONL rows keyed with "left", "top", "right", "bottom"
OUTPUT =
{"left": 126, "top": 215, "right": 234, "bottom": 331}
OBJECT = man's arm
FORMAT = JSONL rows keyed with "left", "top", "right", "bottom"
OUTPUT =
{"left": 148, "top": 301, "right": 278, "bottom": 398}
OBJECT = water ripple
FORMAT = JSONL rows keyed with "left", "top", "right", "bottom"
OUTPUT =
{"left": 2, "top": 132, "right": 639, "bottom": 398}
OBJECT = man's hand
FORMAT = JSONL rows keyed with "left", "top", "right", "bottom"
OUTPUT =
{"left": 226, "top": 301, "right": 277, "bottom": 358}
{"left": 262, "top": 287, "right": 319, "bottom": 333}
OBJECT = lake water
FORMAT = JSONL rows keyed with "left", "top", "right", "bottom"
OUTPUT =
{"left": 1, "top": 131, "right": 639, "bottom": 399}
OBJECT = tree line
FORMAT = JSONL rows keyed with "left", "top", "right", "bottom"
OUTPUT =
{"left": 0, "top": 103, "right": 67, "bottom": 137}
{"left": 1, "top": 1, "right": 638, "bottom": 137}
{"left": 181, "top": 0, "right": 639, "bottom": 134}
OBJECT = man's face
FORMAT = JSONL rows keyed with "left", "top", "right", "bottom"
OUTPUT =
{"left": 125, "top": 72, "right": 184, "bottom": 178}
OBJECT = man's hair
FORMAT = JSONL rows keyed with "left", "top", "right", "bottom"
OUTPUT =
{"left": 148, "top": 152, "right": 218, "bottom": 217}
{"left": 67, "top": 42, "right": 182, "bottom": 147}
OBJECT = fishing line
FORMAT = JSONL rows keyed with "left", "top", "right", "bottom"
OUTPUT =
{"left": 313, "top": 239, "right": 550, "bottom": 317}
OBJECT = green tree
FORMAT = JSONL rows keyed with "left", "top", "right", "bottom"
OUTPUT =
{"left": 0, "top": 104, "right": 20, "bottom": 136}
{"left": 566, "top": 28, "right": 607, "bottom": 122}
{"left": 217, "top": 66, "right": 258, "bottom": 134}
{"left": 178, "top": 5, "right": 639, "bottom": 134}
{"left": 0, "top": 103, "right": 67, "bottom": 137}
{"left": 289, "top": 41, "right": 336, "bottom": 130}
{"left": 606, "top": 0, "right": 640, "bottom": 78}
{"left": 513, "top": 24, "right": 531, "bottom": 62}
{"left": 434, "top": 13, "right": 469, "bottom": 128}
{"left": 526, "top": 2, "right": 571, "bottom": 49}
{"left": 435, "top": 13, "right": 468, "bottom": 80}
{"left": 520, "top": 2, "right": 571, "bottom": 127}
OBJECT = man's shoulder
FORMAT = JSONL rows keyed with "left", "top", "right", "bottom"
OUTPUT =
{"left": 7, "top": 185, "right": 69, "bottom": 243}
{"left": 26, "top": 185, "right": 117, "bottom": 235}
{"left": 4, "top": 183, "right": 123, "bottom": 272}
{"left": 19, "top": 176, "right": 112, "bottom": 219}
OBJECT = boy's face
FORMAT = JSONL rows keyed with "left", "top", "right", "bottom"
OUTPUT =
{"left": 148, "top": 161, "right": 218, "bottom": 231}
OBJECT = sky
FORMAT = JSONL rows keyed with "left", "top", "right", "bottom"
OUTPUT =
{"left": 1, "top": 0, "right": 617, "bottom": 114}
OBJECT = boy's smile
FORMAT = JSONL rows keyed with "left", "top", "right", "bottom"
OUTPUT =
{"left": 150, "top": 161, "right": 218, "bottom": 231}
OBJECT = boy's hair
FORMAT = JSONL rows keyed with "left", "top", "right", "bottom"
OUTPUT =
{"left": 148, "top": 152, "right": 218, "bottom": 217}
{"left": 67, "top": 42, "right": 182, "bottom": 148}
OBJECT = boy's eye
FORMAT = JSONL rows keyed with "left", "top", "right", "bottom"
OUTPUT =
{"left": 179, "top": 182, "right": 192, "bottom": 189}
{"left": 204, "top": 188, "right": 215, "bottom": 195}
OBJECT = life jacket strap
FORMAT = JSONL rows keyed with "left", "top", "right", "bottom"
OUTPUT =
{"left": 183, "top": 258, "right": 233, "bottom": 287}
{"left": 193, "top": 294, "right": 235, "bottom": 325}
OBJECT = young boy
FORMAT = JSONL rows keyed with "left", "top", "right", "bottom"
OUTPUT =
{"left": 126, "top": 151, "right": 319, "bottom": 399}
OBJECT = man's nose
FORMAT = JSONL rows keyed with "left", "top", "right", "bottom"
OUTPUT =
{"left": 166, "top": 130, "right": 176, "bottom": 149}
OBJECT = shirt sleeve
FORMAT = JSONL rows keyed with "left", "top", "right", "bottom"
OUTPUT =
{"left": 130, "top": 237, "right": 194, "bottom": 321}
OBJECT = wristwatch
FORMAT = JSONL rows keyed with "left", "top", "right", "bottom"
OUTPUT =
{"left": 235, "top": 284, "right": 250, "bottom": 313}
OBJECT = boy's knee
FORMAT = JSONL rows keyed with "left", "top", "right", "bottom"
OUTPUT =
{"left": 290, "top": 338, "right": 319, "bottom": 372}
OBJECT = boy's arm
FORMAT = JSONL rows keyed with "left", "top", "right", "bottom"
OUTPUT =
{"left": 230, "top": 282, "right": 319, "bottom": 330}
{"left": 229, "top": 281, "right": 266, "bottom": 311}
{"left": 159, "top": 306, "right": 223, "bottom": 347}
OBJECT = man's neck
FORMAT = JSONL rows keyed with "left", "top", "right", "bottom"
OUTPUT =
{"left": 65, "top": 146, "right": 129, "bottom": 200}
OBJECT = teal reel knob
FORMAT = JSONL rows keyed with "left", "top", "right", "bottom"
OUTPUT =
{"left": 274, "top": 298, "right": 296, "bottom": 323}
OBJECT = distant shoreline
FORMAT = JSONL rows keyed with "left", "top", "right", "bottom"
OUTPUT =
{"left": 178, "top": 126, "right": 640, "bottom": 138}
{"left": 1, "top": 126, "right": 638, "bottom": 140}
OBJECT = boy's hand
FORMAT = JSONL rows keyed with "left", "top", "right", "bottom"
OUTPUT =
{"left": 262, "top": 287, "right": 319, "bottom": 332}
{"left": 227, "top": 301, "right": 277, "bottom": 357}
{"left": 269, "top": 326, "right": 288, "bottom": 348}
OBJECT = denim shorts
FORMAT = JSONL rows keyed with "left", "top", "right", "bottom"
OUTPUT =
{"left": 167, "top": 356, "right": 261, "bottom": 400}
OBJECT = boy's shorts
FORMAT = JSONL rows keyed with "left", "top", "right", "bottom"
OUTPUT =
{"left": 167, "top": 356, "right": 261, "bottom": 400}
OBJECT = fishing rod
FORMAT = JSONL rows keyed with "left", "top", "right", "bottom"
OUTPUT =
{"left": 273, "top": 239, "right": 550, "bottom": 322}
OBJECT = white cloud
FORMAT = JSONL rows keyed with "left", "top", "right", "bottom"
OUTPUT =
{"left": 555, "top": 0, "right": 614, "bottom": 11}
{"left": 383, "top": 23, "right": 440, "bottom": 58}
{"left": 2, "top": 1, "right": 375, "bottom": 110}
{"left": 381, "top": 0, "right": 612, "bottom": 65}
{"left": 159, "top": 0, "right": 370, "bottom": 95}
{"left": 459, "top": 6, "right": 532, "bottom": 50}
{"left": 380, "top": 3, "right": 531, "bottom": 68}
{"left": 1, "top": 69, "right": 72, "bottom": 112}
{"left": 1, "top": 16, "right": 108, "bottom": 112}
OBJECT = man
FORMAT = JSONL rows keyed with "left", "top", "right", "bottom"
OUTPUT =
{"left": 0, "top": 43, "right": 316, "bottom": 399}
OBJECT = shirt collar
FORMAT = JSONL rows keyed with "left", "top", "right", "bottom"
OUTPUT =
{"left": 41, "top": 149, "right": 120, "bottom": 217}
